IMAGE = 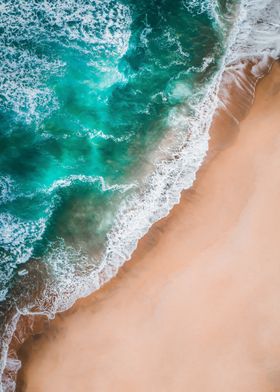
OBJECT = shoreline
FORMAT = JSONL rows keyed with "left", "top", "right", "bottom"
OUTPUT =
{"left": 15, "top": 61, "right": 280, "bottom": 391}
{"left": 2, "top": 2, "right": 280, "bottom": 387}
{"left": 0, "top": 2, "right": 279, "bottom": 391}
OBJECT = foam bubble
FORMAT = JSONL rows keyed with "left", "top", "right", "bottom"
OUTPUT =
{"left": 76, "top": 128, "right": 132, "bottom": 143}
{"left": 40, "top": 175, "right": 136, "bottom": 195}
{"left": 183, "top": 0, "right": 229, "bottom": 29}
{"left": 0, "top": 213, "right": 46, "bottom": 266}
{"left": 226, "top": 0, "right": 280, "bottom": 63}
{"left": 0, "top": 47, "right": 62, "bottom": 124}
{"left": 0, "top": 177, "right": 15, "bottom": 205}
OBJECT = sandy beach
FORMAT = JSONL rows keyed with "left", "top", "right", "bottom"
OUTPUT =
{"left": 16, "top": 61, "right": 280, "bottom": 392}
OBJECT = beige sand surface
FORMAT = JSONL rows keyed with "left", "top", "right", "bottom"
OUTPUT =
{"left": 18, "top": 62, "right": 280, "bottom": 392}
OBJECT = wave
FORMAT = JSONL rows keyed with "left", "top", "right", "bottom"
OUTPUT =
{"left": 0, "top": 174, "right": 135, "bottom": 207}
{"left": 0, "top": 0, "right": 280, "bottom": 390}
{"left": 75, "top": 129, "right": 132, "bottom": 143}
{"left": 0, "top": 213, "right": 46, "bottom": 295}
{"left": 41, "top": 175, "right": 136, "bottom": 195}
{"left": 183, "top": 0, "right": 227, "bottom": 28}
{"left": 0, "top": 177, "right": 15, "bottom": 205}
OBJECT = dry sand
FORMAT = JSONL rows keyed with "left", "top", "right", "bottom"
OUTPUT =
{"left": 17, "top": 61, "right": 280, "bottom": 392}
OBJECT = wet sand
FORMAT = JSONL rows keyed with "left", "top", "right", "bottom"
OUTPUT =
{"left": 17, "top": 61, "right": 280, "bottom": 392}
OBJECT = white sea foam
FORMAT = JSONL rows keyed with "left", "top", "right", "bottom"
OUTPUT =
{"left": 1, "top": 0, "right": 280, "bottom": 390}
{"left": 0, "top": 210, "right": 48, "bottom": 389}
{"left": 0, "top": 213, "right": 46, "bottom": 267}
{"left": 0, "top": 313, "right": 20, "bottom": 392}
{"left": 0, "top": 48, "right": 62, "bottom": 124}
{"left": 0, "top": 0, "right": 131, "bottom": 124}
{"left": 0, "top": 177, "right": 15, "bottom": 205}
{"left": 76, "top": 128, "right": 132, "bottom": 143}
{"left": 183, "top": 0, "right": 229, "bottom": 29}
{"left": 0, "top": 173, "right": 135, "bottom": 233}
{"left": 41, "top": 175, "right": 136, "bottom": 194}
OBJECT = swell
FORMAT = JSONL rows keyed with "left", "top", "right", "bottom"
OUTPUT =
{"left": 1, "top": 0, "right": 280, "bottom": 391}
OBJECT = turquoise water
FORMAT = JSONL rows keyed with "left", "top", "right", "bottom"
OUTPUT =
{"left": 0, "top": 0, "right": 237, "bottom": 330}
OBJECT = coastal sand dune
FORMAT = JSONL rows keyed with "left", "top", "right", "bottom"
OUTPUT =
{"left": 17, "top": 62, "right": 280, "bottom": 392}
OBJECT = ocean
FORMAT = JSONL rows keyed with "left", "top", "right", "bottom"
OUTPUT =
{"left": 0, "top": 0, "right": 279, "bottom": 390}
